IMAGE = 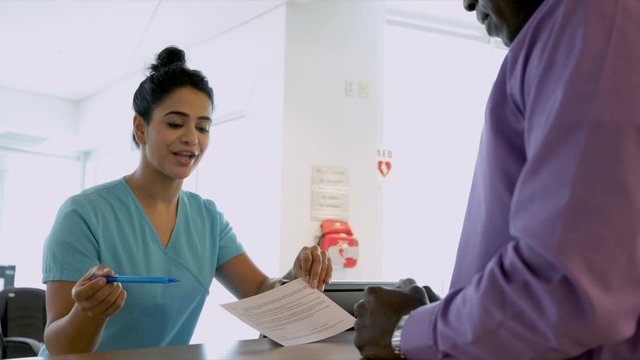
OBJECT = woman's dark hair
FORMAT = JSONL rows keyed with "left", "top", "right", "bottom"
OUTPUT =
{"left": 131, "top": 45, "right": 214, "bottom": 147}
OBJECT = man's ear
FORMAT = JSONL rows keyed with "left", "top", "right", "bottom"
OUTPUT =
{"left": 133, "top": 115, "right": 146, "bottom": 146}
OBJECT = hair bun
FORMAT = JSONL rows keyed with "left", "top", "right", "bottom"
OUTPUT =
{"left": 150, "top": 46, "right": 186, "bottom": 73}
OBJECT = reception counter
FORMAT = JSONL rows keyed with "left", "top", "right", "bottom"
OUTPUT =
{"left": 27, "top": 331, "right": 359, "bottom": 360}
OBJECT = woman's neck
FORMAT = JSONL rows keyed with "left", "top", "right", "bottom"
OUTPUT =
{"left": 125, "top": 167, "right": 183, "bottom": 207}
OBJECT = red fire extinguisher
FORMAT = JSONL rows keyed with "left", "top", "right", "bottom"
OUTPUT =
{"left": 319, "top": 219, "right": 359, "bottom": 268}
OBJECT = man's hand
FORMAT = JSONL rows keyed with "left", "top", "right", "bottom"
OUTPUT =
{"left": 354, "top": 278, "right": 428, "bottom": 359}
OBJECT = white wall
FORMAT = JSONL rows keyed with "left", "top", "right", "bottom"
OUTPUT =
{"left": 281, "top": 0, "right": 385, "bottom": 280}
{"left": 76, "top": 77, "right": 142, "bottom": 152}
{"left": 0, "top": 86, "right": 77, "bottom": 140}
{"left": 77, "top": 76, "right": 142, "bottom": 188}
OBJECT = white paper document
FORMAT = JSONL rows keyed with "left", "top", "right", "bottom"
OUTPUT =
{"left": 220, "top": 278, "right": 356, "bottom": 346}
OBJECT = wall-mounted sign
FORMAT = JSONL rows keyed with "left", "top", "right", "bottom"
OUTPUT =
{"left": 310, "top": 165, "right": 349, "bottom": 221}
{"left": 377, "top": 148, "right": 393, "bottom": 180}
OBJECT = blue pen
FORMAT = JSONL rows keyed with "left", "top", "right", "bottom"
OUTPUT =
{"left": 95, "top": 276, "right": 180, "bottom": 284}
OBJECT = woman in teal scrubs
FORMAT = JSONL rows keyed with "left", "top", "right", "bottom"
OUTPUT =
{"left": 40, "top": 46, "right": 332, "bottom": 356}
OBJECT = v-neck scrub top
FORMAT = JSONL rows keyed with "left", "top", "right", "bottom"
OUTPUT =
{"left": 41, "top": 177, "right": 245, "bottom": 353}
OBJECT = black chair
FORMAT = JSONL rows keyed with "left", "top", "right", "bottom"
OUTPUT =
{"left": 0, "top": 288, "right": 46, "bottom": 359}
{"left": 0, "top": 266, "right": 15, "bottom": 290}
{"left": 323, "top": 280, "right": 397, "bottom": 317}
{"left": 324, "top": 281, "right": 441, "bottom": 315}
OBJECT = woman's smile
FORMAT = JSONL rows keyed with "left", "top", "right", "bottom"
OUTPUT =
{"left": 173, "top": 151, "right": 197, "bottom": 166}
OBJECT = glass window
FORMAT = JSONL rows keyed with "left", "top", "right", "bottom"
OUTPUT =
{"left": 0, "top": 151, "right": 82, "bottom": 288}
{"left": 381, "top": 23, "right": 507, "bottom": 294}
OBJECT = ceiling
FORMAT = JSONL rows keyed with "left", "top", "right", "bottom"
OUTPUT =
{"left": 0, "top": 0, "right": 480, "bottom": 102}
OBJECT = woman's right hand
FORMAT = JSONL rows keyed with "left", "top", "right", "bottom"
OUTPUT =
{"left": 72, "top": 265, "right": 127, "bottom": 319}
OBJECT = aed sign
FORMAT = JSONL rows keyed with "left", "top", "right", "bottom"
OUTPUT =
{"left": 377, "top": 148, "right": 393, "bottom": 180}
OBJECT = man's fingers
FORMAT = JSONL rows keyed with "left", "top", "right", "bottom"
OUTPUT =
{"left": 364, "top": 286, "right": 386, "bottom": 299}
{"left": 393, "top": 278, "right": 429, "bottom": 302}
{"left": 423, "top": 285, "right": 441, "bottom": 302}
{"left": 397, "top": 278, "right": 418, "bottom": 290}
{"left": 353, "top": 298, "right": 366, "bottom": 319}
{"left": 407, "top": 284, "right": 428, "bottom": 302}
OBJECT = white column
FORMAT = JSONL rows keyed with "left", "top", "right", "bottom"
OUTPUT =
{"left": 281, "top": 0, "right": 385, "bottom": 279}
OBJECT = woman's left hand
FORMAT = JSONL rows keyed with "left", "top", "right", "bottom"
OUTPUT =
{"left": 291, "top": 245, "right": 332, "bottom": 290}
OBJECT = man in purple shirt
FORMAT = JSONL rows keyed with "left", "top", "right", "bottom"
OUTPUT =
{"left": 354, "top": 0, "right": 640, "bottom": 358}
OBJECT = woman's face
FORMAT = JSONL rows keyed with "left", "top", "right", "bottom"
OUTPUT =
{"left": 134, "top": 86, "right": 212, "bottom": 180}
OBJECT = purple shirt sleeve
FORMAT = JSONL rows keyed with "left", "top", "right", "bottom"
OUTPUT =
{"left": 402, "top": 0, "right": 640, "bottom": 358}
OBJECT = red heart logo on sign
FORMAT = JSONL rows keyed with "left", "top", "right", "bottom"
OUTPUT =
{"left": 377, "top": 160, "right": 392, "bottom": 177}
